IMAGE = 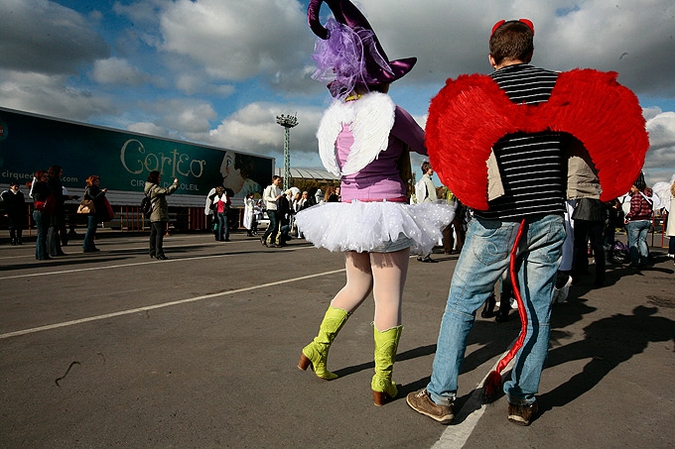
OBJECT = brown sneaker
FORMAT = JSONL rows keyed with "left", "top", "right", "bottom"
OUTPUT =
{"left": 406, "top": 389, "right": 454, "bottom": 424}
{"left": 507, "top": 401, "right": 538, "bottom": 426}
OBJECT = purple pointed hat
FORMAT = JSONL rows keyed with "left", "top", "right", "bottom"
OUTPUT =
{"left": 308, "top": 0, "right": 416, "bottom": 97}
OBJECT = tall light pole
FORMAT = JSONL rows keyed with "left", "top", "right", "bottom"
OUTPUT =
{"left": 276, "top": 113, "right": 298, "bottom": 191}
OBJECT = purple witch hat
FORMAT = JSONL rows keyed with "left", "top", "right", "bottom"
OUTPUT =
{"left": 308, "top": 0, "right": 417, "bottom": 98}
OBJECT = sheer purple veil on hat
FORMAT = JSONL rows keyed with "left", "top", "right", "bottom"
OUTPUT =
{"left": 307, "top": 0, "right": 416, "bottom": 99}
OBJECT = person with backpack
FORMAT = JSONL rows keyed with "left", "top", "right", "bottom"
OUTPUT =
{"left": 144, "top": 171, "right": 178, "bottom": 260}
{"left": 624, "top": 174, "right": 654, "bottom": 269}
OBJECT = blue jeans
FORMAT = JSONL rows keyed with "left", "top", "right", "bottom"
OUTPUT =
{"left": 427, "top": 214, "right": 565, "bottom": 406}
{"left": 83, "top": 215, "right": 99, "bottom": 251}
{"left": 625, "top": 220, "right": 650, "bottom": 266}
{"left": 33, "top": 210, "right": 48, "bottom": 260}
{"left": 217, "top": 211, "right": 229, "bottom": 241}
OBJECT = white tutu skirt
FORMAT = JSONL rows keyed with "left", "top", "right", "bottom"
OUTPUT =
{"left": 295, "top": 201, "right": 455, "bottom": 254}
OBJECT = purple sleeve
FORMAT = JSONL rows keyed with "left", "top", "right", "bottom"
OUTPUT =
{"left": 391, "top": 106, "right": 427, "bottom": 156}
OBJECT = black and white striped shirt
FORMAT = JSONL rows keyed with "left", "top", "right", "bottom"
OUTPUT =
{"left": 476, "top": 64, "right": 567, "bottom": 220}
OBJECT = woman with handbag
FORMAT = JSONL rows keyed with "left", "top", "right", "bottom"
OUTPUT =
{"left": 82, "top": 175, "right": 108, "bottom": 253}
{"left": 29, "top": 170, "right": 53, "bottom": 260}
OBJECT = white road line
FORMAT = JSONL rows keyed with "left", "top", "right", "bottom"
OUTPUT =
{"left": 0, "top": 267, "right": 346, "bottom": 340}
{"left": 0, "top": 245, "right": 316, "bottom": 280}
{"left": 433, "top": 350, "right": 516, "bottom": 449}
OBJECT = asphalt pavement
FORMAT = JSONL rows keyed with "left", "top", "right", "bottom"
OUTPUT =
{"left": 1, "top": 230, "right": 673, "bottom": 448}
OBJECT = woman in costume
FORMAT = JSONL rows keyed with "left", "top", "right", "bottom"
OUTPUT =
{"left": 295, "top": 0, "right": 454, "bottom": 406}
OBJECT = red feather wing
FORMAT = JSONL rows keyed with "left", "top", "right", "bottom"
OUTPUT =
{"left": 546, "top": 69, "right": 649, "bottom": 201}
{"left": 426, "top": 74, "right": 519, "bottom": 210}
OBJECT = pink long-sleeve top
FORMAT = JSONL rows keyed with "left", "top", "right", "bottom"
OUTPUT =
{"left": 336, "top": 105, "right": 427, "bottom": 203}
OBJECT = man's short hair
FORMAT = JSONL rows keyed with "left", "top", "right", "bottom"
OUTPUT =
{"left": 272, "top": 175, "right": 281, "bottom": 181}
{"left": 421, "top": 161, "right": 431, "bottom": 173}
{"left": 489, "top": 21, "right": 534, "bottom": 66}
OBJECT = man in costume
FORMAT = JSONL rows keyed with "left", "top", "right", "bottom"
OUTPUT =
{"left": 407, "top": 19, "right": 648, "bottom": 425}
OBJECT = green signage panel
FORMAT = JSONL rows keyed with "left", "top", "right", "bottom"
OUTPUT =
{"left": 0, "top": 108, "right": 273, "bottom": 200}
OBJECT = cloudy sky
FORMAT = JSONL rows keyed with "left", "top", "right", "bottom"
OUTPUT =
{"left": 1, "top": 0, "right": 674, "bottom": 186}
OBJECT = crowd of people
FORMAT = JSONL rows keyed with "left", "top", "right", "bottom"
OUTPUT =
{"left": 0, "top": 165, "right": 111, "bottom": 260}
{"left": 0, "top": 0, "right": 671, "bottom": 431}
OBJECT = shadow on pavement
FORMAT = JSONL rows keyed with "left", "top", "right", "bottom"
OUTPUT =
{"left": 541, "top": 305, "right": 675, "bottom": 412}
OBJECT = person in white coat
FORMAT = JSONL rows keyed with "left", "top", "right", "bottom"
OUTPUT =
{"left": 667, "top": 178, "right": 675, "bottom": 261}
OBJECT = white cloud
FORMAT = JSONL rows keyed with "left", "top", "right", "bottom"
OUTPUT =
{"left": 646, "top": 110, "right": 675, "bottom": 151}
{"left": 0, "top": 70, "right": 114, "bottom": 122}
{"left": 203, "top": 103, "right": 324, "bottom": 157}
{"left": 355, "top": 0, "right": 675, "bottom": 96}
{"left": 159, "top": 0, "right": 312, "bottom": 83}
{"left": 127, "top": 121, "right": 170, "bottom": 138}
{"left": 92, "top": 57, "right": 152, "bottom": 86}
{"left": 0, "top": 0, "right": 109, "bottom": 75}
{"left": 1, "top": 0, "right": 674, "bottom": 179}
{"left": 644, "top": 109, "right": 675, "bottom": 184}
{"left": 175, "top": 74, "right": 235, "bottom": 97}
{"left": 150, "top": 100, "right": 217, "bottom": 134}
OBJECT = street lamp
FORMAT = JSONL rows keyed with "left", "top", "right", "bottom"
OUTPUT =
{"left": 276, "top": 113, "right": 298, "bottom": 191}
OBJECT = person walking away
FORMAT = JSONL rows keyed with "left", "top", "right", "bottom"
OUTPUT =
{"left": 296, "top": 0, "right": 454, "bottom": 407}
{"left": 568, "top": 143, "right": 605, "bottom": 286}
{"left": 624, "top": 173, "right": 653, "bottom": 269}
{"left": 261, "top": 175, "right": 283, "bottom": 248}
{"left": 1, "top": 181, "right": 26, "bottom": 245}
{"left": 144, "top": 171, "right": 179, "bottom": 260}
{"left": 407, "top": 19, "right": 649, "bottom": 426}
